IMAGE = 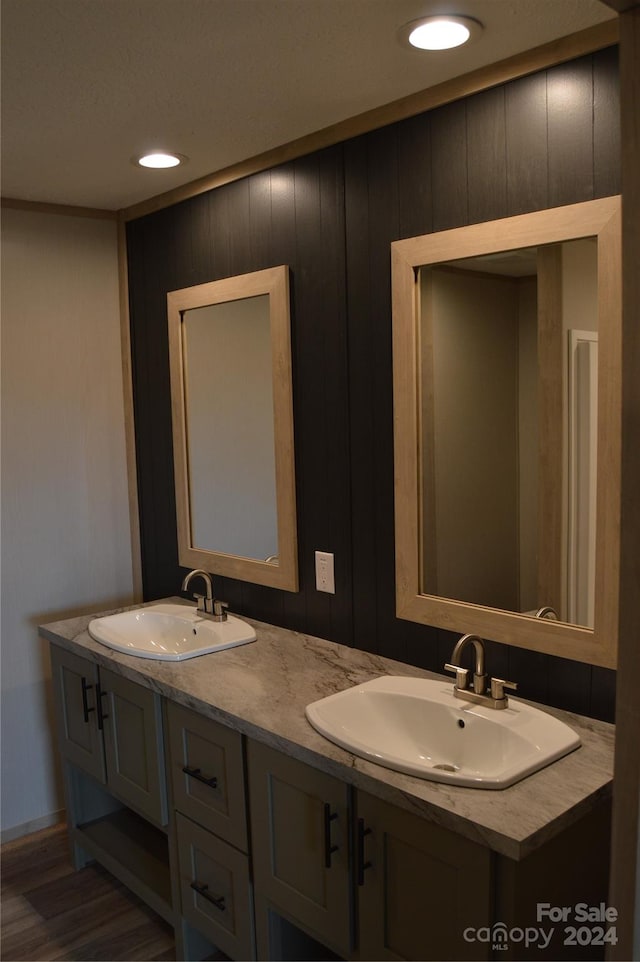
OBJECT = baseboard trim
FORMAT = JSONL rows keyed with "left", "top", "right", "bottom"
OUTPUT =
{"left": 1, "top": 810, "right": 65, "bottom": 845}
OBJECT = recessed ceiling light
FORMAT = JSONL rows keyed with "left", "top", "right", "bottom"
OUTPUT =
{"left": 134, "top": 152, "right": 188, "bottom": 169}
{"left": 400, "top": 15, "right": 482, "bottom": 51}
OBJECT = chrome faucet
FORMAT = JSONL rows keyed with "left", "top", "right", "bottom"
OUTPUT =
{"left": 181, "top": 569, "right": 229, "bottom": 622}
{"left": 447, "top": 633, "right": 487, "bottom": 694}
{"left": 444, "top": 633, "right": 517, "bottom": 710}
{"left": 536, "top": 606, "right": 558, "bottom": 620}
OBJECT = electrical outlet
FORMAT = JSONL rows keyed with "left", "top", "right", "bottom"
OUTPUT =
{"left": 315, "top": 551, "right": 335, "bottom": 594}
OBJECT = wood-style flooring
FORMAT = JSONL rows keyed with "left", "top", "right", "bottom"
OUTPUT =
{"left": 1, "top": 823, "right": 175, "bottom": 961}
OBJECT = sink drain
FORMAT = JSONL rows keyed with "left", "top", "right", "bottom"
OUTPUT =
{"left": 433, "top": 763, "right": 459, "bottom": 772}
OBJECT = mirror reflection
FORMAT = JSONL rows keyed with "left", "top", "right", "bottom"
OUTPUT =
{"left": 419, "top": 238, "right": 598, "bottom": 628}
{"left": 183, "top": 295, "right": 278, "bottom": 561}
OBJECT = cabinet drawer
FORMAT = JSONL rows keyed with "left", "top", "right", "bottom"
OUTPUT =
{"left": 167, "top": 702, "right": 247, "bottom": 851}
{"left": 176, "top": 813, "right": 254, "bottom": 960}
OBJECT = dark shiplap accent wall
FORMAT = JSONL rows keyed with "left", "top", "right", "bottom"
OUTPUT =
{"left": 128, "top": 152, "right": 354, "bottom": 646}
{"left": 127, "top": 49, "right": 619, "bottom": 721}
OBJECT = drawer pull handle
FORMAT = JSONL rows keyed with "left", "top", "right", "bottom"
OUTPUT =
{"left": 95, "top": 684, "right": 109, "bottom": 730}
{"left": 190, "top": 881, "right": 225, "bottom": 911}
{"left": 80, "top": 677, "right": 95, "bottom": 723}
{"left": 323, "top": 802, "right": 339, "bottom": 868}
{"left": 182, "top": 765, "right": 218, "bottom": 789}
{"left": 357, "top": 817, "right": 373, "bottom": 886}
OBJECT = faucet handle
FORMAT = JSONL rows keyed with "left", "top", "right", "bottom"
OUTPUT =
{"left": 444, "top": 663, "right": 470, "bottom": 690}
{"left": 212, "top": 599, "right": 229, "bottom": 621}
{"left": 192, "top": 592, "right": 206, "bottom": 612}
{"left": 490, "top": 677, "right": 517, "bottom": 701}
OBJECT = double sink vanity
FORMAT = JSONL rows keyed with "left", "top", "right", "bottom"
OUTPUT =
{"left": 75, "top": 192, "right": 617, "bottom": 960}
{"left": 42, "top": 595, "right": 614, "bottom": 962}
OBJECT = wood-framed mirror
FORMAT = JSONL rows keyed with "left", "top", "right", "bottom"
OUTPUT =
{"left": 167, "top": 265, "right": 298, "bottom": 591}
{"left": 392, "top": 197, "right": 621, "bottom": 667}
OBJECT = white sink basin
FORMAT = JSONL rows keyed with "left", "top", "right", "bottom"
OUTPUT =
{"left": 305, "top": 675, "right": 580, "bottom": 789}
{"left": 88, "top": 603, "right": 256, "bottom": 661}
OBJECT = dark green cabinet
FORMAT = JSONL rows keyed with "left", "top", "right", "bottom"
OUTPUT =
{"left": 50, "top": 645, "right": 167, "bottom": 826}
{"left": 355, "top": 791, "right": 491, "bottom": 961}
{"left": 50, "top": 645, "right": 106, "bottom": 783}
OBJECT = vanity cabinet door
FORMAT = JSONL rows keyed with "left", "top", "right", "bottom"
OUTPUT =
{"left": 176, "top": 812, "right": 255, "bottom": 960}
{"left": 247, "top": 740, "right": 351, "bottom": 958}
{"left": 99, "top": 667, "right": 168, "bottom": 827}
{"left": 50, "top": 645, "right": 106, "bottom": 783}
{"left": 167, "top": 702, "right": 248, "bottom": 852}
{"left": 355, "top": 791, "right": 492, "bottom": 961}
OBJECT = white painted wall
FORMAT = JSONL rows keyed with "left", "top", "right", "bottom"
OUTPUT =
{"left": 1, "top": 207, "right": 134, "bottom": 839}
{"left": 427, "top": 267, "right": 520, "bottom": 610}
{"left": 517, "top": 277, "right": 538, "bottom": 613}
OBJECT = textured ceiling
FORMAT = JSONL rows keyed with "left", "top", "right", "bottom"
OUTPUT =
{"left": 1, "top": 0, "right": 616, "bottom": 211}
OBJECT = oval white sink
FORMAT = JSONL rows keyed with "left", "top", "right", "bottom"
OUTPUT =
{"left": 305, "top": 675, "right": 580, "bottom": 789}
{"left": 88, "top": 603, "right": 256, "bottom": 661}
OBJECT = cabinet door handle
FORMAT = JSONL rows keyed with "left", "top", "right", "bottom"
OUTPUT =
{"left": 323, "top": 802, "right": 339, "bottom": 868}
{"left": 182, "top": 765, "right": 218, "bottom": 789}
{"left": 356, "top": 817, "right": 373, "bottom": 886}
{"left": 95, "top": 683, "right": 109, "bottom": 730}
{"left": 80, "top": 677, "right": 95, "bottom": 723}
{"left": 190, "top": 880, "right": 225, "bottom": 911}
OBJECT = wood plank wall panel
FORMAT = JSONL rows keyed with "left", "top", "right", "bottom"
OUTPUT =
{"left": 363, "top": 127, "right": 405, "bottom": 663}
{"left": 594, "top": 45, "right": 622, "bottom": 199}
{"left": 127, "top": 214, "right": 180, "bottom": 602}
{"left": 505, "top": 72, "right": 549, "bottom": 215}
{"left": 127, "top": 147, "right": 353, "bottom": 645}
{"left": 343, "top": 136, "right": 378, "bottom": 656}
{"left": 466, "top": 86, "right": 508, "bottom": 225}
{"left": 127, "top": 50, "right": 619, "bottom": 720}
{"left": 397, "top": 114, "right": 433, "bottom": 239}
{"left": 430, "top": 100, "right": 469, "bottom": 231}
{"left": 286, "top": 152, "right": 352, "bottom": 642}
{"left": 547, "top": 58, "right": 595, "bottom": 206}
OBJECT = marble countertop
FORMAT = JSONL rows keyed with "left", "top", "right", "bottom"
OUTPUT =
{"left": 40, "top": 598, "right": 614, "bottom": 861}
